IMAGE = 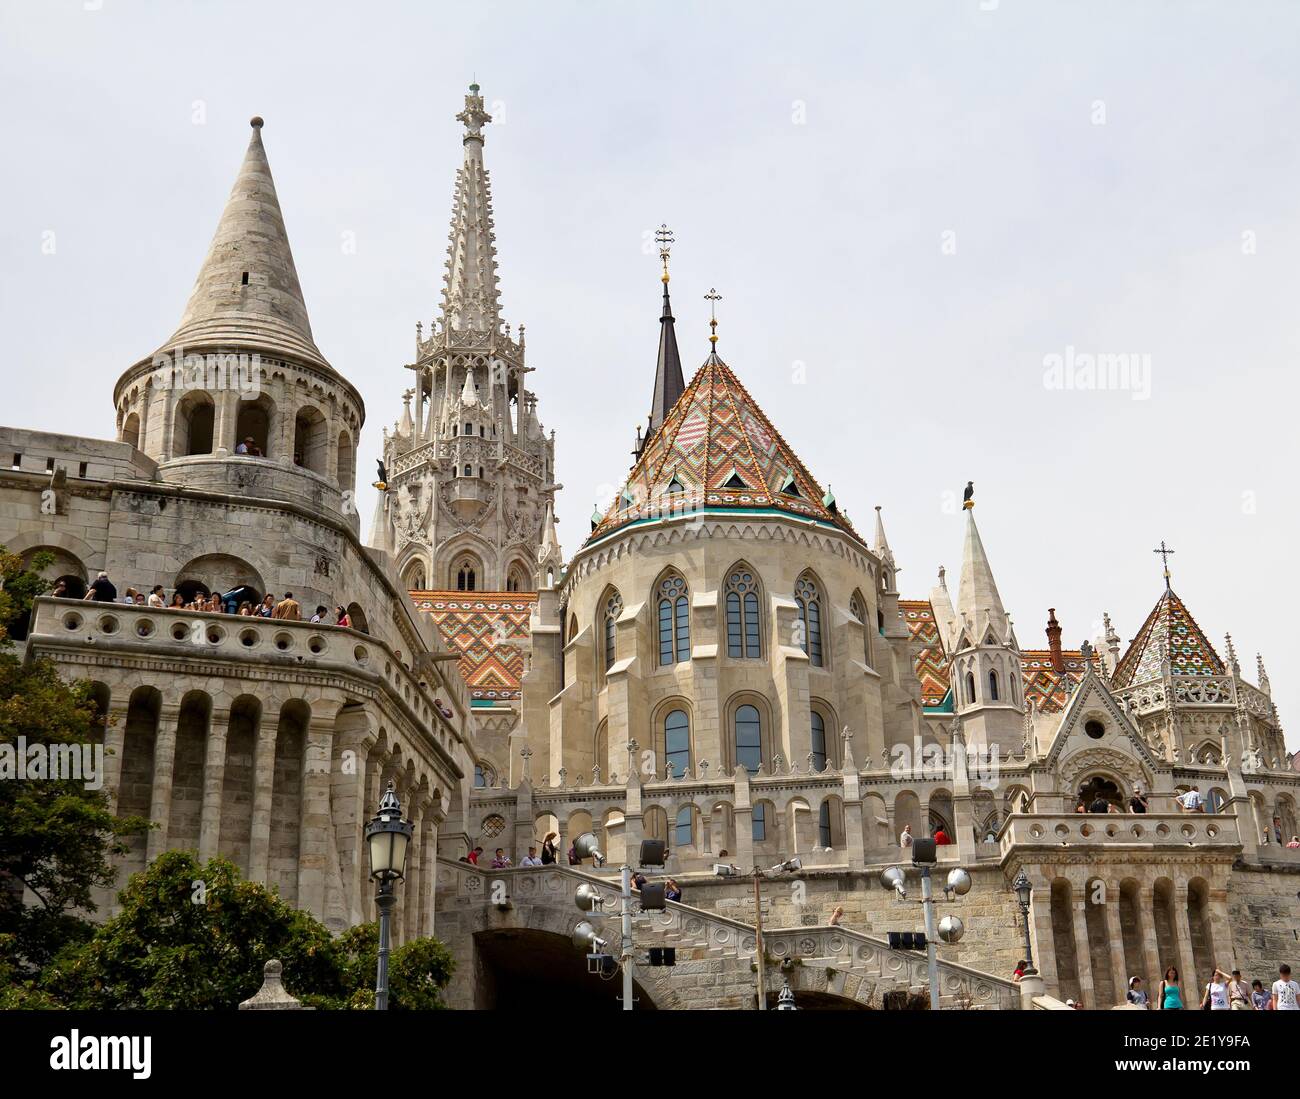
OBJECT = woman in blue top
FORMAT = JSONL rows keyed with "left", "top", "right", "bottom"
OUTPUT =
{"left": 1158, "top": 966, "right": 1183, "bottom": 1009}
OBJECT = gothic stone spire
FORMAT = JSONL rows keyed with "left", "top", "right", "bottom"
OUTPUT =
{"left": 641, "top": 224, "right": 685, "bottom": 455}
{"left": 442, "top": 84, "right": 502, "bottom": 335}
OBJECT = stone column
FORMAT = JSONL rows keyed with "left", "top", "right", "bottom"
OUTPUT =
{"left": 1102, "top": 882, "right": 1129, "bottom": 1009}
{"left": 1026, "top": 867, "right": 1058, "bottom": 993}
{"left": 1068, "top": 873, "right": 1096, "bottom": 1005}
{"left": 145, "top": 702, "right": 182, "bottom": 862}
{"left": 214, "top": 389, "right": 238, "bottom": 456}
{"left": 732, "top": 767, "right": 754, "bottom": 870}
{"left": 420, "top": 811, "right": 440, "bottom": 937}
{"left": 401, "top": 799, "right": 422, "bottom": 948}
{"left": 841, "top": 772, "right": 866, "bottom": 868}
{"left": 1172, "top": 878, "right": 1199, "bottom": 990}
{"left": 101, "top": 695, "right": 131, "bottom": 814}
{"left": 1140, "top": 887, "right": 1164, "bottom": 991}
{"left": 248, "top": 711, "right": 279, "bottom": 885}
{"left": 297, "top": 710, "right": 336, "bottom": 922}
{"left": 198, "top": 707, "right": 231, "bottom": 861}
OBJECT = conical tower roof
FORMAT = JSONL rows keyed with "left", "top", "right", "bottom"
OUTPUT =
{"left": 1111, "top": 588, "right": 1224, "bottom": 688}
{"left": 956, "top": 508, "right": 1010, "bottom": 643}
{"left": 440, "top": 84, "right": 502, "bottom": 335}
{"left": 645, "top": 281, "right": 685, "bottom": 447}
{"left": 162, "top": 117, "right": 328, "bottom": 369}
{"left": 588, "top": 353, "right": 861, "bottom": 545}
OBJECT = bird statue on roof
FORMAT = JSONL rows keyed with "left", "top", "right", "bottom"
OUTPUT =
{"left": 962, "top": 481, "right": 974, "bottom": 510}
{"left": 373, "top": 458, "right": 388, "bottom": 492}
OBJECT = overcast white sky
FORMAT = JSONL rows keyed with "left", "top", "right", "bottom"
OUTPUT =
{"left": 1, "top": 1, "right": 1296, "bottom": 742}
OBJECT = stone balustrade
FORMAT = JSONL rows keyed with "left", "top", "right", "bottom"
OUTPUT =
{"left": 998, "top": 812, "right": 1240, "bottom": 855}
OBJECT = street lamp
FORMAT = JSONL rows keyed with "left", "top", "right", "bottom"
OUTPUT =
{"left": 880, "top": 842, "right": 969, "bottom": 1009}
{"left": 365, "top": 780, "right": 414, "bottom": 1010}
{"left": 717, "top": 854, "right": 802, "bottom": 1010}
{"left": 1012, "top": 868, "right": 1037, "bottom": 976}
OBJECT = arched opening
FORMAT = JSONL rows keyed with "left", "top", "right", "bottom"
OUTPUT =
{"left": 662, "top": 707, "right": 691, "bottom": 779}
{"left": 1050, "top": 878, "right": 1081, "bottom": 1003}
{"left": 451, "top": 552, "right": 483, "bottom": 592}
{"left": 122, "top": 412, "right": 141, "bottom": 450}
{"left": 292, "top": 406, "right": 328, "bottom": 475}
{"left": 602, "top": 589, "right": 623, "bottom": 676}
{"left": 964, "top": 671, "right": 976, "bottom": 705}
{"left": 337, "top": 429, "right": 355, "bottom": 490}
{"left": 505, "top": 562, "right": 531, "bottom": 593}
{"left": 220, "top": 695, "right": 261, "bottom": 876}
{"left": 1078, "top": 775, "right": 1122, "bottom": 811}
{"left": 269, "top": 700, "right": 308, "bottom": 903}
{"left": 724, "top": 563, "right": 762, "bottom": 659}
{"left": 794, "top": 572, "right": 824, "bottom": 667}
{"left": 655, "top": 571, "right": 690, "bottom": 667}
{"left": 402, "top": 560, "right": 427, "bottom": 591}
{"left": 471, "top": 929, "right": 659, "bottom": 1010}
{"left": 234, "top": 395, "right": 273, "bottom": 457}
{"left": 988, "top": 669, "right": 1000, "bottom": 701}
{"left": 346, "top": 602, "right": 369, "bottom": 634}
{"left": 734, "top": 704, "right": 762, "bottom": 775}
{"left": 175, "top": 554, "right": 266, "bottom": 608}
{"left": 168, "top": 691, "right": 212, "bottom": 853}
{"left": 118, "top": 685, "right": 162, "bottom": 877}
{"left": 174, "top": 392, "right": 215, "bottom": 457}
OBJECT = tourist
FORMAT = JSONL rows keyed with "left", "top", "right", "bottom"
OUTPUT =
{"left": 1129, "top": 788, "right": 1149, "bottom": 814}
{"left": 1287, "top": 836, "right": 1300, "bottom": 849}
{"left": 1106, "top": 801, "right": 1122, "bottom": 814}
{"left": 1088, "top": 792, "right": 1110, "bottom": 814}
{"left": 519, "top": 845, "right": 542, "bottom": 867}
{"left": 335, "top": 605, "right": 351, "bottom": 628}
{"left": 899, "top": 824, "right": 913, "bottom": 849}
{"left": 1200, "top": 967, "right": 1230, "bottom": 1010}
{"left": 258, "top": 594, "right": 275, "bottom": 618}
{"left": 829, "top": 905, "right": 845, "bottom": 927}
{"left": 1072, "top": 999, "right": 1084, "bottom": 1010}
{"left": 273, "top": 591, "right": 300, "bottom": 620}
{"left": 540, "top": 831, "right": 558, "bottom": 865}
{"left": 1157, "top": 965, "right": 1183, "bottom": 1010}
{"left": 237, "top": 601, "right": 254, "bottom": 616}
{"left": 310, "top": 605, "right": 327, "bottom": 623}
{"left": 1127, "top": 976, "right": 1148, "bottom": 1007}
{"left": 1179, "top": 786, "right": 1203, "bottom": 813}
{"left": 1227, "top": 969, "right": 1253, "bottom": 1010}
{"left": 1274, "top": 817, "right": 1284, "bottom": 845}
{"left": 718, "top": 849, "right": 729, "bottom": 858}
{"left": 84, "top": 571, "right": 117, "bottom": 602}
{"left": 169, "top": 592, "right": 185, "bottom": 609}
{"left": 1272, "top": 963, "right": 1299, "bottom": 1010}
{"left": 1252, "top": 979, "right": 1271, "bottom": 1011}
{"left": 466, "top": 846, "right": 482, "bottom": 865}
{"left": 147, "top": 584, "right": 165, "bottom": 608}
{"left": 123, "top": 587, "right": 141, "bottom": 604}
{"left": 490, "top": 848, "right": 510, "bottom": 868}
{"left": 50, "top": 578, "right": 68, "bottom": 598}
{"left": 665, "top": 879, "right": 682, "bottom": 902}
{"left": 1012, "top": 959, "right": 1026, "bottom": 983}
{"left": 933, "top": 826, "right": 950, "bottom": 846}
{"left": 1074, "top": 799, "right": 1087, "bottom": 814}
{"left": 631, "top": 871, "right": 647, "bottom": 891}
{"left": 567, "top": 842, "right": 580, "bottom": 865}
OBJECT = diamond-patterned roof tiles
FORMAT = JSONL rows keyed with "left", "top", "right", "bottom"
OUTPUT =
{"left": 1111, "top": 588, "right": 1224, "bottom": 688}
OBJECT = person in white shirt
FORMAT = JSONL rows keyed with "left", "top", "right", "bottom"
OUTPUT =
{"left": 899, "top": 824, "right": 913, "bottom": 849}
{"left": 1272, "top": 964, "right": 1300, "bottom": 1010}
{"left": 1179, "top": 787, "right": 1203, "bottom": 813}
{"left": 1201, "top": 967, "right": 1230, "bottom": 1010}
{"left": 519, "top": 845, "right": 543, "bottom": 867}
{"left": 147, "top": 585, "right": 166, "bottom": 608}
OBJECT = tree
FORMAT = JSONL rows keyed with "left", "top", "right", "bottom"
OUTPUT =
{"left": 39, "top": 852, "right": 454, "bottom": 1010}
{"left": 0, "top": 547, "right": 150, "bottom": 974}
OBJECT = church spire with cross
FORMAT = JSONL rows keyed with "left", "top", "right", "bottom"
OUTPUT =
{"left": 637, "top": 224, "right": 686, "bottom": 459}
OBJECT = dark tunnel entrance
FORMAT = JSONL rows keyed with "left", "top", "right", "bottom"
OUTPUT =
{"left": 472, "top": 928, "right": 659, "bottom": 1010}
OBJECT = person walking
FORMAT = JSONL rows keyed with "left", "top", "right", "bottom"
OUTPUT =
{"left": 1272, "top": 964, "right": 1300, "bottom": 1010}
{"left": 1127, "top": 976, "right": 1149, "bottom": 1007}
{"left": 519, "top": 845, "right": 542, "bottom": 867}
{"left": 1227, "top": 969, "right": 1254, "bottom": 1010}
{"left": 1251, "top": 979, "right": 1271, "bottom": 1011}
{"left": 540, "top": 831, "right": 558, "bottom": 865}
{"left": 829, "top": 905, "right": 845, "bottom": 927}
{"left": 335, "top": 605, "right": 351, "bottom": 628}
{"left": 899, "top": 824, "right": 913, "bottom": 850}
{"left": 1200, "top": 967, "right": 1231, "bottom": 1011}
{"left": 272, "top": 592, "right": 301, "bottom": 620}
{"left": 1157, "top": 966, "right": 1184, "bottom": 1010}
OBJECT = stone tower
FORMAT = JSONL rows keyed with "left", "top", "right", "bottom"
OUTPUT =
{"left": 372, "top": 85, "right": 558, "bottom": 594}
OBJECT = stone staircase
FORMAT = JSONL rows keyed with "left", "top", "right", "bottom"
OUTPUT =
{"left": 434, "top": 858, "right": 1019, "bottom": 1009}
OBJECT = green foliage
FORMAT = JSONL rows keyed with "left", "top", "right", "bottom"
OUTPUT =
{"left": 36, "top": 852, "right": 454, "bottom": 1010}
{"left": 0, "top": 547, "right": 150, "bottom": 974}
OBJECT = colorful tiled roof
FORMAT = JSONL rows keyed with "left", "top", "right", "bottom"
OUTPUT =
{"left": 587, "top": 354, "right": 861, "bottom": 545}
{"left": 411, "top": 591, "right": 535, "bottom": 701}
{"left": 1111, "top": 588, "right": 1224, "bottom": 688}
{"left": 900, "top": 601, "right": 1099, "bottom": 714}
{"left": 899, "top": 599, "right": 951, "bottom": 708}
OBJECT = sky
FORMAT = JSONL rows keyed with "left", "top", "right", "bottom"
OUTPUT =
{"left": 1, "top": 1, "right": 1296, "bottom": 743}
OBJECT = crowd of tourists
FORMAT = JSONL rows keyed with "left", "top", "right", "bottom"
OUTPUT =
{"left": 459, "top": 833, "right": 684, "bottom": 901}
{"left": 63, "top": 570, "right": 355, "bottom": 625}
{"left": 1012, "top": 958, "right": 1300, "bottom": 1012}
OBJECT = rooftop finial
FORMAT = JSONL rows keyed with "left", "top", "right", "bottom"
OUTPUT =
{"left": 655, "top": 223, "right": 674, "bottom": 283}
{"left": 1152, "top": 539, "right": 1175, "bottom": 590}
{"left": 705, "top": 287, "right": 722, "bottom": 349}
{"left": 250, "top": 115, "right": 264, "bottom": 129}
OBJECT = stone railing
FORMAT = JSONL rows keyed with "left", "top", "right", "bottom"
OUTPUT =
{"left": 999, "top": 812, "right": 1241, "bottom": 855}
{"left": 434, "top": 858, "right": 1019, "bottom": 1008}
{"left": 28, "top": 597, "right": 464, "bottom": 760}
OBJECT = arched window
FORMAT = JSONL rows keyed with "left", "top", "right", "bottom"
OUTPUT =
{"left": 725, "top": 565, "right": 761, "bottom": 658}
{"left": 752, "top": 803, "right": 767, "bottom": 841}
{"left": 455, "top": 556, "right": 478, "bottom": 592}
{"left": 795, "top": 574, "right": 823, "bottom": 667}
{"left": 734, "top": 704, "right": 762, "bottom": 775}
{"left": 811, "top": 710, "right": 827, "bottom": 773}
{"left": 603, "top": 591, "right": 623, "bottom": 674}
{"left": 965, "top": 671, "right": 976, "bottom": 704}
{"left": 474, "top": 764, "right": 495, "bottom": 788}
{"left": 664, "top": 709, "right": 690, "bottom": 778}
{"left": 462, "top": 464, "right": 472, "bottom": 477}
{"left": 818, "top": 801, "right": 832, "bottom": 848}
{"left": 989, "top": 669, "right": 1000, "bottom": 701}
{"left": 850, "top": 590, "right": 872, "bottom": 667}
{"left": 657, "top": 573, "right": 690, "bottom": 666}
{"left": 675, "top": 806, "right": 693, "bottom": 847}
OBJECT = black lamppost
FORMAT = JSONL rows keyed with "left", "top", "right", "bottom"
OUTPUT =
{"left": 1012, "top": 868, "right": 1037, "bottom": 976}
{"left": 365, "top": 780, "right": 413, "bottom": 1010}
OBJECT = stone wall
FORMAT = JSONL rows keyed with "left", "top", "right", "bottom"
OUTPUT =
{"left": 1227, "top": 864, "right": 1300, "bottom": 981}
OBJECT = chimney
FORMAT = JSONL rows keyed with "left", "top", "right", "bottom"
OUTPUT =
{"left": 1046, "top": 608, "right": 1064, "bottom": 673}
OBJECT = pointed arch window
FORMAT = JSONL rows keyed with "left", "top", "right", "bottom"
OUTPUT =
{"left": 657, "top": 573, "right": 690, "bottom": 666}
{"left": 811, "top": 710, "right": 827, "bottom": 773}
{"left": 965, "top": 671, "right": 976, "bottom": 704}
{"left": 603, "top": 591, "right": 623, "bottom": 674}
{"left": 849, "top": 590, "right": 873, "bottom": 668}
{"left": 988, "top": 669, "right": 1000, "bottom": 701}
{"left": 664, "top": 709, "right": 691, "bottom": 778}
{"left": 734, "top": 704, "right": 763, "bottom": 775}
{"left": 675, "top": 806, "right": 693, "bottom": 847}
{"left": 725, "top": 566, "right": 762, "bottom": 659}
{"left": 818, "top": 801, "right": 833, "bottom": 848}
{"left": 795, "top": 574, "right": 823, "bottom": 667}
{"left": 455, "top": 557, "right": 478, "bottom": 592}
{"left": 752, "top": 802, "right": 767, "bottom": 841}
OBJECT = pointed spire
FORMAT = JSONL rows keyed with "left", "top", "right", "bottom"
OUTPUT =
{"left": 1257, "top": 654, "right": 1271, "bottom": 696}
{"left": 461, "top": 364, "right": 478, "bottom": 406}
{"left": 539, "top": 501, "right": 559, "bottom": 556}
{"left": 873, "top": 506, "right": 895, "bottom": 567}
{"left": 164, "top": 116, "right": 327, "bottom": 369}
{"left": 1224, "top": 633, "right": 1241, "bottom": 676}
{"left": 930, "top": 566, "right": 958, "bottom": 649}
{"left": 640, "top": 225, "right": 685, "bottom": 456}
{"left": 956, "top": 508, "right": 1010, "bottom": 644}
{"left": 442, "top": 84, "right": 502, "bottom": 334}
{"left": 399, "top": 389, "right": 413, "bottom": 435}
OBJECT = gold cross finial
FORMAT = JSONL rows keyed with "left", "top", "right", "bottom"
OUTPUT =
{"left": 1152, "top": 540, "right": 1175, "bottom": 590}
{"left": 705, "top": 287, "right": 722, "bottom": 347}
{"left": 655, "top": 223, "right": 674, "bottom": 283}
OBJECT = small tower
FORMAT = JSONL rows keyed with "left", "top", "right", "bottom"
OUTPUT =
{"left": 948, "top": 504, "right": 1024, "bottom": 751}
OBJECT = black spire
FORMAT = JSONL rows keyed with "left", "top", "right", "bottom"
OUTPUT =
{"left": 637, "top": 225, "right": 686, "bottom": 459}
